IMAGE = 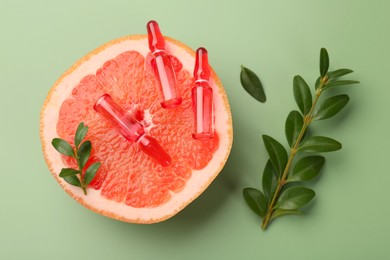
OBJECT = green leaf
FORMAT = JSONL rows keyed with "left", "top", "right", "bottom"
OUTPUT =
{"left": 243, "top": 188, "right": 267, "bottom": 218}
{"left": 262, "top": 160, "right": 279, "bottom": 202}
{"left": 313, "top": 94, "right": 350, "bottom": 121}
{"left": 262, "top": 135, "right": 288, "bottom": 176}
{"left": 316, "top": 69, "right": 354, "bottom": 90}
{"left": 51, "top": 138, "right": 75, "bottom": 157}
{"left": 288, "top": 156, "right": 325, "bottom": 182}
{"left": 276, "top": 187, "right": 315, "bottom": 210}
{"left": 75, "top": 122, "right": 88, "bottom": 148}
{"left": 320, "top": 48, "right": 329, "bottom": 77}
{"left": 270, "top": 209, "right": 302, "bottom": 220}
{"left": 285, "top": 110, "right": 303, "bottom": 147}
{"left": 327, "top": 69, "right": 353, "bottom": 80}
{"left": 78, "top": 141, "right": 92, "bottom": 169}
{"left": 59, "top": 168, "right": 80, "bottom": 178}
{"left": 63, "top": 175, "right": 81, "bottom": 187}
{"left": 293, "top": 75, "right": 312, "bottom": 115}
{"left": 240, "top": 66, "right": 266, "bottom": 103}
{"left": 84, "top": 162, "right": 101, "bottom": 185}
{"left": 324, "top": 80, "right": 359, "bottom": 90}
{"left": 315, "top": 76, "right": 321, "bottom": 90}
{"left": 299, "top": 136, "right": 342, "bottom": 153}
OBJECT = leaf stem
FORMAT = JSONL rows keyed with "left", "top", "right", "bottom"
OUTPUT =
{"left": 261, "top": 77, "right": 327, "bottom": 229}
{"left": 75, "top": 148, "right": 88, "bottom": 195}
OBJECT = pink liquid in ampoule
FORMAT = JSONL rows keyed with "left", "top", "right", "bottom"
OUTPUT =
{"left": 191, "top": 47, "right": 214, "bottom": 140}
{"left": 94, "top": 94, "right": 171, "bottom": 166}
{"left": 94, "top": 94, "right": 145, "bottom": 142}
{"left": 147, "top": 20, "right": 182, "bottom": 109}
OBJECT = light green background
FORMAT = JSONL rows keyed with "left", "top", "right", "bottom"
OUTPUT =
{"left": 1, "top": 0, "right": 389, "bottom": 259}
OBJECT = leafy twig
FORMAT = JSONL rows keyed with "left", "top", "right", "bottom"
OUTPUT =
{"left": 51, "top": 122, "right": 101, "bottom": 195}
{"left": 242, "top": 48, "right": 359, "bottom": 230}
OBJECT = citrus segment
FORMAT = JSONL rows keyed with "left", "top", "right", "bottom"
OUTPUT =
{"left": 41, "top": 35, "right": 232, "bottom": 223}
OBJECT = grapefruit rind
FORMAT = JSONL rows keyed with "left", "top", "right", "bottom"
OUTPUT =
{"left": 40, "top": 35, "right": 233, "bottom": 223}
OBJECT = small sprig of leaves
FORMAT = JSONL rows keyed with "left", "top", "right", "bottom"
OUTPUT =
{"left": 51, "top": 122, "right": 101, "bottom": 195}
{"left": 242, "top": 48, "right": 358, "bottom": 230}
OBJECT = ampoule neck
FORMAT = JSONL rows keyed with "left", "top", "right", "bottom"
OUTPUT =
{"left": 193, "top": 79, "right": 211, "bottom": 89}
{"left": 152, "top": 49, "right": 166, "bottom": 57}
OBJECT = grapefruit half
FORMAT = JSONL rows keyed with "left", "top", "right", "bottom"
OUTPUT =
{"left": 40, "top": 35, "right": 233, "bottom": 223}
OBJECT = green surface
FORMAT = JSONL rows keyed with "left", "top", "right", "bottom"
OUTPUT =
{"left": 1, "top": 0, "right": 389, "bottom": 259}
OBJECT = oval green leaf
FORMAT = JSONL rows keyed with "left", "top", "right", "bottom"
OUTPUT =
{"left": 240, "top": 66, "right": 266, "bottom": 103}
{"left": 315, "top": 76, "right": 321, "bottom": 90}
{"left": 78, "top": 141, "right": 92, "bottom": 169}
{"left": 262, "top": 135, "right": 288, "bottom": 176}
{"left": 243, "top": 188, "right": 267, "bottom": 218}
{"left": 313, "top": 94, "right": 350, "bottom": 121}
{"left": 288, "top": 156, "right": 325, "bottom": 182}
{"left": 293, "top": 75, "right": 312, "bottom": 115}
{"left": 84, "top": 162, "right": 101, "bottom": 185}
{"left": 285, "top": 110, "right": 304, "bottom": 147}
{"left": 51, "top": 138, "right": 75, "bottom": 157}
{"left": 270, "top": 209, "right": 302, "bottom": 221}
{"left": 324, "top": 80, "right": 359, "bottom": 90}
{"left": 262, "top": 160, "right": 279, "bottom": 202}
{"left": 63, "top": 175, "right": 81, "bottom": 187}
{"left": 327, "top": 69, "right": 353, "bottom": 81}
{"left": 276, "top": 187, "right": 315, "bottom": 210}
{"left": 59, "top": 168, "right": 80, "bottom": 178}
{"left": 299, "top": 136, "right": 342, "bottom": 153}
{"left": 320, "top": 48, "right": 329, "bottom": 77}
{"left": 75, "top": 122, "right": 88, "bottom": 148}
